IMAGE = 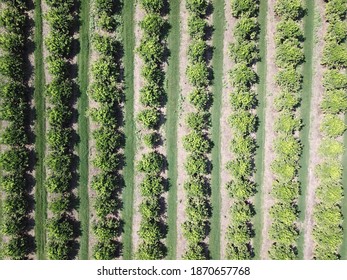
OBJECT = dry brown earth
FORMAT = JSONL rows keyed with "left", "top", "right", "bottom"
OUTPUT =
{"left": 260, "top": 0, "right": 277, "bottom": 260}
{"left": 303, "top": 0, "right": 326, "bottom": 260}
{"left": 219, "top": 1, "right": 236, "bottom": 260}
{"left": 175, "top": 0, "right": 191, "bottom": 259}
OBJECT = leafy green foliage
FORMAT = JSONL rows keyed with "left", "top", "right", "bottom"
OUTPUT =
{"left": 229, "top": 63, "right": 257, "bottom": 89}
{"left": 139, "top": 0, "right": 164, "bottom": 13}
{"left": 188, "top": 39, "right": 207, "bottom": 62}
{"left": 325, "top": 0, "right": 347, "bottom": 22}
{"left": 226, "top": 0, "right": 259, "bottom": 260}
{"left": 234, "top": 17, "right": 259, "bottom": 40}
{"left": 322, "top": 41, "right": 347, "bottom": 68}
{"left": 188, "top": 87, "right": 212, "bottom": 109}
{"left": 276, "top": 19, "right": 303, "bottom": 44}
{"left": 323, "top": 69, "right": 347, "bottom": 90}
{"left": 320, "top": 114, "right": 346, "bottom": 137}
{"left": 325, "top": 19, "right": 347, "bottom": 43}
{"left": 186, "top": 0, "right": 208, "bottom": 15}
{"left": 275, "top": 68, "right": 302, "bottom": 92}
{"left": 185, "top": 154, "right": 209, "bottom": 176}
{"left": 0, "top": 5, "right": 31, "bottom": 257}
{"left": 137, "top": 152, "right": 164, "bottom": 175}
{"left": 228, "top": 111, "right": 256, "bottom": 135}
{"left": 188, "top": 14, "right": 206, "bottom": 39}
{"left": 183, "top": 131, "right": 212, "bottom": 153}
{"left": 321, "top": 89, "right": 347, "bottom": 114}
{"left": 275, "top": 39, "right": 304, "bottom": 68}
{"left": 140, "top": 14, "right": 165, "bottom": 36}
{"left": 229, "top": 40, "right": 259, "bottom": 64}
{"left": 137, "top": 108, "right": 160, "bottom": 129}
{"left": 274, "top": 0, "right": 303, "bottom": 20}
{"left": 186, "top": 112, "right": 210, "bottom": 131}
{"left": 230, "top": 0, "right": 259, "bottom": 17}
{"left": 186, "top": 61, "right": 209, "bottom": 87}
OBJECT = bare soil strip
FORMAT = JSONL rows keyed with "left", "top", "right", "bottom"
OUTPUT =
{"left": 87, "top": 0, "right": 98, "bottom": 259}
{"left": 260, "top": 0, "right": 277, "bottom": 260}
{"left": 219, "top": 0, "right": 235, "bottom": 260}
{"left": 131, "top": 3, "right": 145, "bottom": 256}
{"left": 253, "top": 0, "right": 268, "bottom": 260}
{"left": 303, "top": 0, "right": 325, "bottom": 260}
{"left": 176, "top": 1, "right": 192, "bottom": 259}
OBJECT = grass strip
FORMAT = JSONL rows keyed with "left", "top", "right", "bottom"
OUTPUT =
{"left": 297, "top": 0, "right": 315, "bottom": 260}
{"left": 122, "top": 0, "right": 136, "bottom": 260}
{"left": 166, "top": 0, "right": 180, "bottom": 260}
{"left": 77, "top": 0, "right": 91, "bottom": 260}
{"left": 253, "top": 0, "right": 268, "bottom": 260}
{"left": 33, "top": 0, "right": 47, "bottom": 260}
{"left": 210, "top": 0, "right": 225, "bottom": 260}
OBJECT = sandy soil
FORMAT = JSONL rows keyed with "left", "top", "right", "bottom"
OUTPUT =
{"left": 87, "top": 5, "right": 99, "bottom": 259}
{"left": 260, "top": 0, "right": 277, "bottom": 260}
{"left": 303, "top": 0, "right": 326, "bottom": 260}
{"left": 41, "top": 1, "right": 52, "bottom": 223}
{"left": 175, "top": 1, "right": 194, "bottom": 259}
{"left": 131, "top": 3, "right": 145, "bottom": 257}
{"left": 219, "top": 1, "right": 236, "bottom": 260}
{"left": 42, "top": 1, "right": 51, "bottom": 85}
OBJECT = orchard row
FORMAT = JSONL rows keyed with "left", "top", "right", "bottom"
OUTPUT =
{"left": 313, "top": 0, "right": 347, "bottom": 260}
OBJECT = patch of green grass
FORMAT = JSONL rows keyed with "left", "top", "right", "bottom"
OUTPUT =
{"left": 253, "top": 0, "right": 268, "bottom": 260}
{"left": 166, "top": 0, "right": 180, "bottom": 260}
{"left": 77, "top": 0, "right": 91, "bottom": 260}
{"left": 122, "top": 0, "right": 136, "bottom": 260}
{"left": 34, "top": 0, "right": 47, "bottom": 260}
{"left": 297, "top": 0, "right": 315, "bottom": 260}
{"left": 210, "top": 0, "right": 225, "bottom": 260}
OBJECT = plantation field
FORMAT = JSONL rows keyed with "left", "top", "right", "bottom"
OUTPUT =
{"left": 1, "top": 0, "right": 347, "bottom": 260}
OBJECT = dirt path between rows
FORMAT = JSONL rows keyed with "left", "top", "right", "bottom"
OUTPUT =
{"left": 303, "top": 0, "right": 326, "bottom": 260}
{"left": 219, "top": 1, "right": 236, "bottom": 260}
{"left": 260, "top": 0, "right": 277, "bottom": 260}
{"left": 131, "top": 3, "right": 145, "bottom": 257}
{"left": 87, "top": 4, "right": 98, "bottom": 259}
{"left": 175, "top": 1, "right": 193, "bottom": 259}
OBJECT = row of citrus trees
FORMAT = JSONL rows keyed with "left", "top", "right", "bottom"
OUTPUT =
{"left": 269, "top": 0, "right": 305, "bottom": 259}
{"left": 0, "top": 0, "right": 31, "bottom": 259}
{"left": 135, "top": 0, "right": 168, "bottom": 260}
{"left": 313, "top": 0, "right": 347, "bottom": 260}
{"left": 44, "top": 0, "right": 77, "bottom": 259}
{"left": 88, "top": 0, "right": 124, "bottom": 260}
{"left": 182, "top": 0, "right": 213, "bottom": 260}
{"left": 225, "top": 0, "right": 260, "bottom": 260}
